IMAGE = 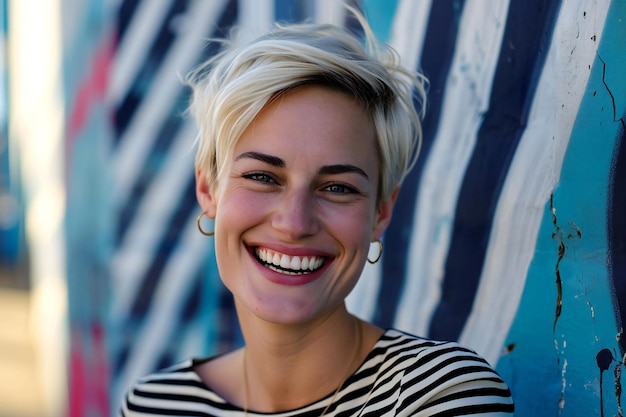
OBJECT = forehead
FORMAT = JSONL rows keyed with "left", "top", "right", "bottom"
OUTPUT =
{"left": 232, "top": 86, "right": 379, "bottom": 170}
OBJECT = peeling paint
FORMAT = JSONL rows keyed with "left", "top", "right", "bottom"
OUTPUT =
{"left": 587, "top": 301, "right": 596, "bottom": 320}
{"left": 559, "top": 358, "right": 568, "bottom": 414}
{"left": 615, "top": 354, "right": 624, "bottom": 417}
{"left": 566, "top": 222, "right": 582, "bottom": 239}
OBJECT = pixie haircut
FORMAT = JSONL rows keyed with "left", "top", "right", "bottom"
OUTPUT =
{"left": 187, "top": 14, "right": 427, "bottom": 205}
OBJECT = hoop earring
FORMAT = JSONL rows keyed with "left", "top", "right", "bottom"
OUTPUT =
{"left": 197, "top": 211, "right": 214, "bottom": 236}
{"left": 367, "top": 239, "right": 383, "bottom": 264}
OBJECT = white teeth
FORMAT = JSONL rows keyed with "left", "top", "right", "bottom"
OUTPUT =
{"left": 289, "top": 256, "right": 301, "bottom": 270}
{"left": 255, "top": 247, "right": 325, "bottom": 273}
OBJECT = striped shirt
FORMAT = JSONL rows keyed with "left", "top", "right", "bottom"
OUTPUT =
{"left": 119, "top": 329, "right": 514, "bottom": 416}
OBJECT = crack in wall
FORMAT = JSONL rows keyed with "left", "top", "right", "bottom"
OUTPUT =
{"left": 596, "top": 53, "right": 626, "bottom": 130}
{"left": 550, "top": 199, "right": 583, "bottom": 333}
{"left": 551, "top": 194, "right": 564, "bottom": 332}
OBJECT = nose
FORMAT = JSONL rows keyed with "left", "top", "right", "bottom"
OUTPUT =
{"left": 271, "top": 188, "right": 319, "bottom": 240}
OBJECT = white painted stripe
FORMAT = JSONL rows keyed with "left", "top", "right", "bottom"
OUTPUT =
{"left": 113, "top": 214, "right": 212, "bottom": 412}
{"left": 395, "top": 0, "right": 510, "bottom": 336}
{"left": 109, "top": 0, "right": 174, "bottom": 104}
{"left": 112, "top": 0, "right": 228, "bottom": 207}
{"left": 237, "top": 0, "right": 273, "bottom": 44}
{"left": 110, "top": 121, "right": 198, "bottom": 323}
{"left": 388, "top": 0, "right": 431, "bottom": 72}
{"left": 315, "top": 0, "right": 348, "bottom": 26}
{"left": 460, "top": 0, "right": 612, "bottom": 365}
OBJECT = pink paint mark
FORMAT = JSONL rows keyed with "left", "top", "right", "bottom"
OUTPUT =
{"left": 93, "top": 323, "right": 111, "bottom": 417}
{"left": 68, "top": 324, "right": 111, "bottom": 417}
{"left": 65, "top": 31, "right": 116, "bottom": 154}
{"left": 64, "top": 30, "right": 117, "bottom": 190}
{"left": 69, "top": 328, "right": 85, "bottom": 417}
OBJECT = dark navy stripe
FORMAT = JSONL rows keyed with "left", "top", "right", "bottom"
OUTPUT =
{"left": 197, "top": 0, "right": 239, "bottom": 61}
{"left": 114, "top": 0, "right": 189, "bottom": 142}
{"left": 180, "top": 271, "right": 204, "bottom": 322}
{"left": 274, "top": 0, "right": 311, "bottom": 22}
{"left": 607, "top": 111, "right": 626, "bottom": 356}
{"left": 116, "top": 0, "right": 141, "bottom": 45}
{"left": 428, "top": 0, "right": 562, "bottom": 341}
{"left": 344, "top": 0, "right": 365, "bottom": 37}
{"left": 376, "top": 0, "right": 467, "bottom": 328}
{"left": 113, "top": 331, "right": 131, "bottom": 377}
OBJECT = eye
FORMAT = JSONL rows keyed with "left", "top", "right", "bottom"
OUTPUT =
{"left": 323, "top": 183, "right": 358, "bottom": 195}
{"left": 243, "top": 172, "right": 276, "bottom": 184}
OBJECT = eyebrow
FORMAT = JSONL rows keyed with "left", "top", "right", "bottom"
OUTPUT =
{"left": 235, "top": 151, "right": 369, "bottom": 179}
{"left": 319, "top": 164, "right": 369, "bottom": 179}
{"left": 235, "top": 151, "right": 285, "bottom": 167}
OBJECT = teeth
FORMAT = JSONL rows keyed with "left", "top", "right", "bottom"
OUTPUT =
{"left": 256, "top": 248, "right": 325, "bottom": 273}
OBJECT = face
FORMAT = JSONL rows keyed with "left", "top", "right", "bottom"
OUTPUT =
{"left": 196, "top": 86, "right": 396, "bottom": 325}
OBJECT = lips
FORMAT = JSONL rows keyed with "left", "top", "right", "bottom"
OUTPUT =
{"left": 255, "top": 247, "right": 326, "bottom": 275}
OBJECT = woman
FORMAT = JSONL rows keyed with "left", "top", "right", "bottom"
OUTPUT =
{"left": 120, "top": 13, "right": 514, "bottom": 417}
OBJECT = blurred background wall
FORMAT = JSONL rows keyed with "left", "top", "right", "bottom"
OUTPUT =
{"left": 0, "top": 0, "right": 624, "bottom": 416}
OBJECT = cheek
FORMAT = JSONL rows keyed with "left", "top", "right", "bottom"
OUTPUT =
{"left": 212, "top": 190, "right": 273, "bottom": 266}
{"left": 215, "top": 190, "right": 266, "bottom": 225}
{"left": 320, "top": 203, "right": 375, "bottom": 244}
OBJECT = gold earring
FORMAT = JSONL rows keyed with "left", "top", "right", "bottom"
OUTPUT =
{"left": 197, "top": 211, "right": 214, "bottom": 236}
{"left": 367, "top": 239, "right": 383, "bottom": 264}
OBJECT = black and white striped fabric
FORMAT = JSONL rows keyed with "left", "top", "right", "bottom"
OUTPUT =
{"left": 119, "top": 329, "right": 514, "bottom": 417}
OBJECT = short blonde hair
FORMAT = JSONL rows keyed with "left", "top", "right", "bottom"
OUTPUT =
{"left": 187, "top": 15, "right": 427, "bottom": 204}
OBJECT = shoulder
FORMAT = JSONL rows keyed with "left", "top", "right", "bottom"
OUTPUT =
{"left": 362, "top": 329, "right": 514, "bottom": 416}
{"left": 375, "top": 328, "right": 503, "bottom": 372}
{"left": 119, "top": 358, "right": 232, "bottom": 416}
{"left": 130, "top": 359, "right": 201, "bottom": 388}
{"left": 372, "top": 328, "right": 484, "bottom": 367}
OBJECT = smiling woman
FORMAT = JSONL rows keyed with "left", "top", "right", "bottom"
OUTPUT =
{"left": 118, "top": 9, "right": 514, "bottom": 417}
{"left": 202, "top": 86, "right": 384, "bottom": 323}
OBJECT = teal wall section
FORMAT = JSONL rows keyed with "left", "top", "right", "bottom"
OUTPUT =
{"left": 499, "top": 2, "right": 626, "bottom": 415}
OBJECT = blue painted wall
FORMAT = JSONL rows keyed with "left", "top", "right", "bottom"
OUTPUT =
{"left": 54, "top": 0, "right": 626, "bottom": 416}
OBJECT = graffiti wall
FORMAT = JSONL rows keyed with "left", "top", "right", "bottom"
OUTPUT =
{"left": 58, "top": 0, "right": 625, "bottom": 416}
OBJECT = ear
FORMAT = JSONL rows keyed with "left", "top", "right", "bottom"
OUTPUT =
{"left": 371, "top": 187, "right": 399, "bottom": 241}
{"left": 196, "top": 168, "right": 217, "bottom": 219}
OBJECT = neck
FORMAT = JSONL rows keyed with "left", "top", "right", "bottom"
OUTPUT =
{"left": 240, "top": 309, "right": 365, "bottom": 413}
